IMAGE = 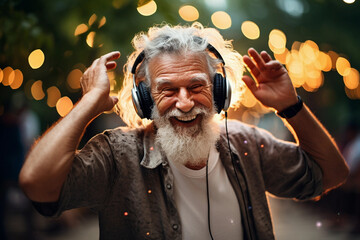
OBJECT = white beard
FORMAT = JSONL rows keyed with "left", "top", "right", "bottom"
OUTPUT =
{"left": 152, "top": 106, "right": 220, "bottom": 167}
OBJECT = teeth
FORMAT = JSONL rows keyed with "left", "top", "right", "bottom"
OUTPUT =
{"left": 176, "top": 115, "right": 197, "bottom": 122}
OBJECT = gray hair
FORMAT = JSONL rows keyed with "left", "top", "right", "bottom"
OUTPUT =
{"left": 117, "top": 22, "right": 244, "bottom": 128}
{"left": 134, "top": 25, "right": 220, "bottom": 87}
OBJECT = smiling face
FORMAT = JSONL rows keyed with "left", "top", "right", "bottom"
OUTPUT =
{"left": 148, "top": 51, "right": 219, "bottom": 168}
{"left": 149, "top": 52, "right": 214, "bottom": 130}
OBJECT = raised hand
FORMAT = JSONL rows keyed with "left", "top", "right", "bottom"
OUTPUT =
{"left": 242, "top": 48, "right": 298, "bottom": 112}
{"left": 80, "top": 51, "right": 121, "bottom": 114}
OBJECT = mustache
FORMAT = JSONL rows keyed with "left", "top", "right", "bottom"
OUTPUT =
{"left": 164, "top": 107, "right": 209, "bottom": 118}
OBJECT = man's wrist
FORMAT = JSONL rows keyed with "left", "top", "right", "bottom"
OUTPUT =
{"left": 276, "top": 95, "right": 303, "bottom": 119}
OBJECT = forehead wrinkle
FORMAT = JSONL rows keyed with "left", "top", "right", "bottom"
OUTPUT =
{"left": 154, "top": 73, "right": 209, "bottom": 86}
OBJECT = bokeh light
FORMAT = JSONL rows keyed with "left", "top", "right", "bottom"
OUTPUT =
{"left": 336, "top": 57, "right": 351, "bottom": 76}
{"left": 28, "top": 49, "right": 45, "bottom": 69}
{"left": 67, "top": 69, "right": 83, "bottom": 89}
{"left": 56, "top": 96, "right": 73, "bottom": 117}
{"left": 268, "top": 29, "right": 287, "bottom": 54}
{"left": 47, "top": 86, "right": 61, "bottom": 107}
{"left": 137, "top": 0, "right": 157, "bottom": 16}
{"left": 0, "top": 68, "right": 3, "bottom": 83}
{"left": 315, "top": 52, "right": 332, "bottom": 72}
{"left": 2, "top": 66, "right": 15, "bottom": 86}
{"left": 242, "top": 88, "right": 257, "bottom": 108}
{"left": 179, "top": 5, "right": 199, "bottom": 22}
{"left": 86, "top": 31, "right": 96, "bottom": 48}
{"left": 98, "top": 16, "right": 106, "bottom": 28}
{"left": 343, "top": 0, "right": 355, "bottom": 4}
{"left": 10, "top": 69, "right": 23, "bottom": 89}
{"left": 274, "top": 48, "right": 290, "bottom": 64}
{"left": 344, "top": 68, "right": 359, "bottom": 90}
{"left": 74, "top": 24, "right": 88, "bottom": 36}
{"left": 327, "top": 51, "right": 339, "bottom": 70}
{"left": 88, "top": 14, "right": 97, "bottom": 26}
{"left": 31, "top": 80, "right": 45, "bottom": 100}
{"left": 241, "top": 21, "right": 260, "bottom": 40}
{"left": 211, "top": 11, "right": 232, "bottom": 29}
{"left": 300, "top": 40, "right": 319, "bottom": 64}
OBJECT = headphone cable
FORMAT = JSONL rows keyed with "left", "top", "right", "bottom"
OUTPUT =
{"left": 206, "top": 159, "right": 215, "bottom": 240}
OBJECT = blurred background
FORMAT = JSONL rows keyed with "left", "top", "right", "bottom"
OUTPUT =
{"left": 1, "top": 0, "right": 360, "bottom": 239}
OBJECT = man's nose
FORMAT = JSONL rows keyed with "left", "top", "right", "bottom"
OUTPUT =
{"left": 175, "top": 88, "right": 194, "bottom": 113}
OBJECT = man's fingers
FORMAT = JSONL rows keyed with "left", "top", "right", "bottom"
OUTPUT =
{"left": 261, "top": 51, "right": 272, "bottom": 63}
{"left": 243, "top": 55, "right": 260, "bottom": 79}
{"left": 248, "top": 48, "right": 266, "bottom": 71}
{"left": 99, "top": 51, "right": 121, "bottom": 65}
{"left": 242, "top": 75, "right": 258, "bottom": 95}
{"left": 106, "top": 61, "right": 117, "bottom": 70}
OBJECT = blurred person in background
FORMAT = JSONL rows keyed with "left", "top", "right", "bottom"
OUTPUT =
{"left": 0, "top": 93, "right": 39, "bottom": 239}
{"left": 341, "top": 122, "right": 360, "bottom": 234}
{"left": 19, "top": 23, "right": 348, "bottom": 239}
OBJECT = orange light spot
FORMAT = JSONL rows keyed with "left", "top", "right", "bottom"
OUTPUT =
{"left": 336, "top": 57, "right": 351, "bottom": 76}
{"left": 56, "top": 96, "right": 73, "bottom": 117}
{"left": 137, "top": 1, "right": 157, "bottom": 16}
{"left": 31, "top": 80, "right": 45, "bottom": 100}
{"left": 268, "top": 29, "right": 286, "bottom": 54}
{"left": 67, "top": 69, "right": 83, "bottom": 89}
{"left": 88, "top": 14, "right": 97, "bottom": 26}
{"left": 2, "top": 67, "right": 15, "bottom": 86}
{"left": 47, "top": 86, "right": 61, "bottom": 107}
{"left": 179, "top": 5, "right": 199, "bottom": 22}
{"left": 28, "top": 49, "right": 45, "bottom": 69}
{"left": 10, "top": 69, "right": 23, "bottom": 89}
{"left": 241, "top": 21, "right": 260, "bottom": 40}
{"left": 74, "top": 24, "right": 88, "bottom": 36}
{"left": 211, "top": 11, "right": 232, "bottom": 30}
{"left": 98, "top": 16, "right": 106, "bottom": 28}
{"left": 0, "top": 68, "right": 3, "bottom": 83}
{"left": 344, "top": 68, "right": 359, "bottom": 90}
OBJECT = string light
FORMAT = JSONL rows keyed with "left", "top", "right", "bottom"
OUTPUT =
{"left": 88, "top": 14, "right": 97, "bottom": 26}
{"left": 86, "top": 32, "right": 96, "bottom": 48}
{"left": 179, "top": 5, "right": 199, "bottom": 22}
{"left": 10, "top": 69, "right": 23, "bottom": 89}
{"left": 1, "top": 67, "right": 14, "bottom": 86}
{"left": 56, "top": 96, "right": 73, "bottom": 117}
{"left": 74, "top": 24, "right": 88, "bottom": 36}
{"left": 241, "top": 21, "right": 260, "bottom": 40}
{"left": 28, "top": 49, "right": 45, "bottom": 69}
{"left": 47, "top": 86, "right": 61, "bottom": 107}
{"left": 137, "top": 1, "right": 157, "bottom": 16}
{"left": 211, "top": 11, "right": 232, "bottom": 29}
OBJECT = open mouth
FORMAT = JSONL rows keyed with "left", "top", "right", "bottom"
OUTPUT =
{"left": 170, "top": 114, "right": 201, "bottom": 127}
{"left": 175, "top": 115, "right": 197, "bottom": 123}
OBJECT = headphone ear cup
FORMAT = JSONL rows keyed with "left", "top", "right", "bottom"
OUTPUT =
{"left": 213, "top": 73, "right": 226, "bottom": 113}
{"left": 137, "top": 81, "right": 154, "bottom": 119}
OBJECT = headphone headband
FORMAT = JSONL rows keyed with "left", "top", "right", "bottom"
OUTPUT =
{"left": 131, "top": 39, "right": 232, "bottom": 119}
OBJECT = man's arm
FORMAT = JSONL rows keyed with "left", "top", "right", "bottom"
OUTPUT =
{"left": 19, "top": 51, "right": 120, "bottom": 202}
{"left": 242, "top": 48, "right": 349, "bottom": 191}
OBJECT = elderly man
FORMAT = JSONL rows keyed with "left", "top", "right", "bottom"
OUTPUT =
{"left": 19, "top": 23, "right": 348, "bottom": 240}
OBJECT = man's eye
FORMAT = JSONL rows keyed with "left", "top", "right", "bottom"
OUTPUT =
{"left": 189, "top": 85, "right": 204, "bottom": 92}
{"left": 162, "top": 88, "right": 176, "bottom": 96}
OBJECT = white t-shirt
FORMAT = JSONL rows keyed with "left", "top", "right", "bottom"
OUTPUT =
{"left": 168, "top": 145, "right": 243, "bottom": 240}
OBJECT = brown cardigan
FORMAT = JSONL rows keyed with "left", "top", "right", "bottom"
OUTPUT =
{"left": 34, "top": 120, "right": 323, "bottom": 239}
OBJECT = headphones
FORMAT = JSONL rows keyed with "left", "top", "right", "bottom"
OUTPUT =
{"left": 131, "top": 42, "right": 232, "bottom": 119}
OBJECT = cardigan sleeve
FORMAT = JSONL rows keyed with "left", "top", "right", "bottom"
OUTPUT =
{"left": 253, "top": 126, "right": 323, "bottom": 200}
{"left": 33, "top": 132, "right": 118, "bottom": 217}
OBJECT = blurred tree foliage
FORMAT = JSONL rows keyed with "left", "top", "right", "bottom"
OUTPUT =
{"left": 0, "top": 0, "right": 359, "bottom": 134}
